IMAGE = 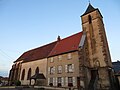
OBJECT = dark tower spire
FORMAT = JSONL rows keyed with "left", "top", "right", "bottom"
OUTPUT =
{"left": 81, "top": 3, "right": 103, "bottom": 17}
{"left": 82, "top": 3, "right": 96, "bottom": 16}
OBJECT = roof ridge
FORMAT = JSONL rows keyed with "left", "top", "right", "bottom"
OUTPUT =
{"left": 60, "top": 31, "right": 82, "bottom": 41}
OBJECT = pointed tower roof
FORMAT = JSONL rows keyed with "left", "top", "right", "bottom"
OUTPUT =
{"left": 81, "top": 3, "right": 103, "bottom": 17}
{"left": 82, "top": 3, "right": 96, "bottom": 16}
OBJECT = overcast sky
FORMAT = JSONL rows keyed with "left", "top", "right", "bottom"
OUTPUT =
{"left": 0, "top": 0, "right": 120, "bottom": 77}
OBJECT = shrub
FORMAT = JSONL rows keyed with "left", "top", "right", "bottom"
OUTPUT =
{"left": 15, "top": 80, "right": 21, "bottom": 86}
{"left": 49, "top": 83, "right": 53, "bottom": 86}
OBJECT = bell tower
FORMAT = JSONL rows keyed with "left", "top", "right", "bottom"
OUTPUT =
{"left": 81, "top": 3, "right": 113, "bottom": 89}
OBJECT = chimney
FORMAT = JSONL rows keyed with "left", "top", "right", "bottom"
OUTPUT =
{"left": 57, "top": 35, "right": 61, "bottom": 41}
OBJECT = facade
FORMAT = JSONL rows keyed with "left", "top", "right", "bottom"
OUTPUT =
{"left": 47, "top": 32, "right": 84, "bottom": 88}
{"left": 9, "top": 41, "right": 57, "bottom": 85}
{"left": 9, "top": 4, "right": 114, "bottom": 90}
{"left": 20, "top": 58, "right": 47, "bottom": 85}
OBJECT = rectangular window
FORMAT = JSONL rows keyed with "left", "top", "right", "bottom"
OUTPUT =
{"left": 68, "top": 77, "right": 73, "bottom": 87}
{"left": 58, "top": 55, "right": 62, "bottom": 61}
{"left": 49, "top": 78, "right": 53, "bottom": 86}
{"left": 57, "top": 77, "right": 62, "bottom": 87}
{"left": 50, "top": 57, "right": 54, "bottom": 63}
{"left": 67, "top": 64, "right": 73, "bottom": 72}
{"left": 50, "top": 66, "right": 55, "bottom": 74}
{"left": 50, "top": 78, "right": 53, "bottom": 83}
{"left": 68, "top": 53, "right": 72, "bottom": 59}
{"left": 58, "top": 65, "right": 62, "bottom": 74}
{"left": 58, "top": 77, "right": 62, "bottom": 83}
{"left": 68, "top": 77, "right": 72, "bottom": 83}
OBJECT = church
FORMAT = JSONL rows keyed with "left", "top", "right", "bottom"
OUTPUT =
{"left": 9, "top": 3, "right": 114, "bottom": 90}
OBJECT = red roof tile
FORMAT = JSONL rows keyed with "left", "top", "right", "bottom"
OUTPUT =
{"left": 15, "top": 32, "right": 83, "bottom": 63}
{"left": 48, "top": 32, "right": 83, "bottom": 57}
{"left": 15, "top": 41, "right": 57, "bottom": 62}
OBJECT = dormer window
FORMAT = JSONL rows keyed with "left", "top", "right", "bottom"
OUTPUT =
{"left": 88, "top": 15, "right": 92, "bottom": 24}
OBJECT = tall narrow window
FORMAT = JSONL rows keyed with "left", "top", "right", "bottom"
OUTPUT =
{"left": 49, "top": 78, "right": 53, "bottom": 86}
{"left": 35, "top": 67, "right": 39, "bottom": 74}
{"left": 68, "top": 77, "right": 73, "bottom": 87}
{"left": 57, "top": 77, "right": 62, "bottom": 87}
{"left": 88, "top": 15, "right": 92, "bottom": 24}
{"left": 15, "top": 68, "right": 18, "bottom": 80}
{"left": 27, "top": 68, "right": 31, "bottom": 80}
{"left": 50, "top": 67, "right": 55, "bottom": 74}
{"left": 21, "top": 69, "right": 25, "bottom": 80}
{"left": 11, "top": 70, "right": 15, "bottom": 80}
{"left": 58, "top": 65, "right": 62, "bottom": 74}
{"left": 68, "top": 64, "right": 72, "bottom": 73}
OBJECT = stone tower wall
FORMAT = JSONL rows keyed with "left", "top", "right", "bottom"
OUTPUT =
{"left": 81, "top": 9, "right": 112, "bottom": 89}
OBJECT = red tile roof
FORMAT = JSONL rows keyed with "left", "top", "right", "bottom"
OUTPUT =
{"left": 15, "top": 32, "right": 83, "bottom": 63}
{"left": 15, "top": 41, "right": 57, "bottom": 63}
{"left": 48, "top": 32, "right": 83, "bottom": 57}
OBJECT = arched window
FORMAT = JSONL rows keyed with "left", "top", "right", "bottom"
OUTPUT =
{"left": 35, "top": 67, "right": 39, "bottom": 74}
{"left": 88, "top": 15, "right": 92, "bottom": 24}
{"left": 94, "top": 60, "right": 100, "bottom": 68}
{"left": 21, "top": 69, "right": 25, "bottom": 80}
{"left": 15, "top": 68, "right": 18, "bottom": 80}
{"left": 11, "top": 69, "right": 15, "bottom": 80}
{"left": 27, "top": 68, "right": 31, "bottom": 80}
